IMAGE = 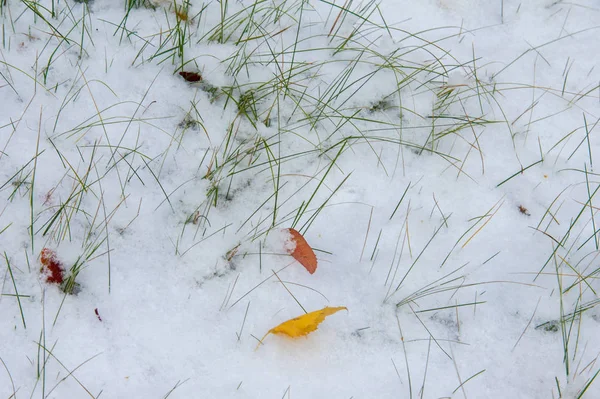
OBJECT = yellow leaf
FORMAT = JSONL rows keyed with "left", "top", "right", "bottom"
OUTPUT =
{"left": 257, "top": 306, "right": 347, "bottom": 348}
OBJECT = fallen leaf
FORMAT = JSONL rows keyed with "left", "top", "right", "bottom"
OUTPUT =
{"left": 258, "top": 306, "right": 347, "bottom": 347}
{"left": 40, "top": 248, "right": 64, "bottom": 284}
{"left": 285, "top": 228, "right": 317, "bottom": 274}
{"left": 179, "top": 71, "right": 202, "bottom": 82}
{"left": 518, "top": 205, "right": 531, "bottom": 216}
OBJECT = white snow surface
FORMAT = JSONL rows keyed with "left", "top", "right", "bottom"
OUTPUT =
{"left": 1, "top": 0, "right": 600, "bottom": 397}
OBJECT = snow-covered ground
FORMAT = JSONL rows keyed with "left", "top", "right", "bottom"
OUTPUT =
{"left": 1, "top": 0, "right": 599, "bottom": 397}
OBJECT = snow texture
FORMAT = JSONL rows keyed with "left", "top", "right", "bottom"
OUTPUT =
{"left": 1, "top": 0, "right": 600, "bottom": 397}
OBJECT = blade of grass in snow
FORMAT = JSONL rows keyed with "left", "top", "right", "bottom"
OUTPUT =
{"left": 4, "top": 252, "right": 26, "bottom": 329}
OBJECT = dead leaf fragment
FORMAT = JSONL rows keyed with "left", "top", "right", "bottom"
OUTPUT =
{"left": 179, "top": 71, "right": 202, "bottom": 82}
{"left": 257, "top": 306, "right": 347, "bottom": 347}
{"left": 285, "top": 228, "right": 317, "bottom": 274}
{"left": 518, "top": 205, "right": 530, "bottom": 216}
{"left": 40, "top": 248, "right": 64, "bottom": 284}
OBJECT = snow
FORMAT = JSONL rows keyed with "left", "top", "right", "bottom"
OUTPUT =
{"left": 1, "top": 0, "right": 599, "bottom": 397}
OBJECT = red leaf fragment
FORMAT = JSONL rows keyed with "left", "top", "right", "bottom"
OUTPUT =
{"left": 40, "top": 248, "right": 65, "bottom": 284}
{"left": 95, "top": 308, "right": 103, "bottom": 322}
{"left": 285, "top": 228, "right": 318, "bottom": 274}
{"left": 179, "top": 71, "right": 202, "bottom": 82}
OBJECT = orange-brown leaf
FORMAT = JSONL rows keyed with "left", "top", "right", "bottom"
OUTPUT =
{"left": 258, "top": 306, "right": 347, "bottom": 347}
{"left": 285, "top": 228, "right": 317, "bottom": 274}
